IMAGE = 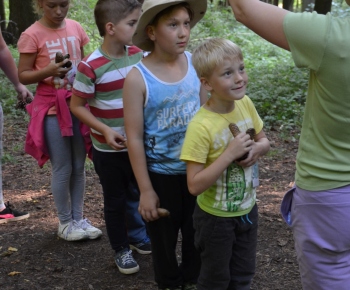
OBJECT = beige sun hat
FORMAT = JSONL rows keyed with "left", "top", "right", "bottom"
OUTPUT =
{"left": 133, "top": 0, "right": 207, "bottom": 51}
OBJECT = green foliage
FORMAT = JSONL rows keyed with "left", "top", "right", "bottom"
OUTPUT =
{"left": 85, "top": 158, "right": 95, "bottom": 172}
{"left": 245, "top": 47, "right": 308, "bottom": 130}
{"left": 331, "top": 0, "right": 350, "bottom": 17}
{"left": 3, "top": 0, "right": 349, "bottom": 131}
{"left": 68, "top": 0, "right": 102, "bottom": 54}
{"left": 1, "top": 152, "right": 16, "bottom": 164}
{"left": 192, "top": 3, "right": 308, "bottom": 130}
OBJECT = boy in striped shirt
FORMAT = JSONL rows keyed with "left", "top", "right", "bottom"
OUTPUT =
{"left": 71, "top": 0, "right": 150, "bottom": 275}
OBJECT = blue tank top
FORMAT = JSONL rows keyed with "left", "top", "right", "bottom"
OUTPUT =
{"left": 135, "top": 51, "right": 201, "bottom": 174}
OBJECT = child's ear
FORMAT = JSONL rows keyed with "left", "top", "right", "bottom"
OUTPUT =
{"left": 146, "top": 25, "right": 156, "bottom": 41}
{"left": 105, "top": 22, "right": 115, "bottom": 35}
{"left": 200, "top": 77, "right": 212, "bottom": 92}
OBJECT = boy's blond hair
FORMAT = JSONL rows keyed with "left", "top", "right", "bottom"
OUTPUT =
{"left": 94, "top": 0, "right": 141, "bottom": 37}
{"left": 192, "top": 38, "right": 243, "bottom": 79}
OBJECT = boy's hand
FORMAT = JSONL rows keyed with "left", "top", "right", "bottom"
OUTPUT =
{"left": 103, "top": 128, "right": 127, "bottom": 150}
{"left": 226, "top": 132, "right": 253, "bottom": 162}
{"left": 139, "top": 189, "right": 160, "bottom": 222}
{"left": 236, "top": 135, "right": 270, "bottom": 167}
{"left": 236, "top": 142, "right": 258, "bottom": 167}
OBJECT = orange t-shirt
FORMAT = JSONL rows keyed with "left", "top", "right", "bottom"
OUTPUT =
{"left": 18, "top": 19, "right": 89, "bottom": 114}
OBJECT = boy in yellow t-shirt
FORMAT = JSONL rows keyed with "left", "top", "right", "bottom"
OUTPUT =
{"left": 180, "top": 38, "right": 270, "bottom": 290}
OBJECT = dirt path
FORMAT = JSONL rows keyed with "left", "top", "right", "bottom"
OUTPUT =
{"left": 0, "top": 118, "right": 302, "bottom": 289}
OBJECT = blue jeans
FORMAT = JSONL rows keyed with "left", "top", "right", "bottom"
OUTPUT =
{"left": 126, "top": 177, "right": 148, "bottom": 244}
{"left": 92, "top": 148, "right": 147, "bottom": 253}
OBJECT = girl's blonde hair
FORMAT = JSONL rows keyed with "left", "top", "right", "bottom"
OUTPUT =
{"left": 192, "top": 38, "right": 243, "bottom": 79}
{"left": 32, "top": 0, "right": 72, "bottom": 15}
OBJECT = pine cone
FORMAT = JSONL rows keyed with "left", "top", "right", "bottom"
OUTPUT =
{"left": 55, "top": 52, "right": 72, "bottom": 79}
{"left": 228, "top": 123, "right": 256, "bottom": 161}
{"left": 55, "top": 52, "right": 65, "bottom": 63}
{"left": 55, "top": 52, "right": 72, "bottom": 68}
{"left": 62, "top": 54, "right": 72, "bottom": 68}
{"left": 229, "top": 123, "right": 240, "bottom": 137}
{"left": 246, "top": 128, "right": 256, "bottom": 140}
{"left": 15, "top": 100, "right": 27, "bottom": 110}
{"left": 15, "top": 94, "right": 33, "bottom": 111}
{"left": 157, "top": 208, "right": 170, "bottom": 217}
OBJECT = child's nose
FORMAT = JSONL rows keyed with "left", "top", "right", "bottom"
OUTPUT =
{"left": 178, "top": 25, "right": 188, "bottom": 37}
{"left": 233, "top": 72, "right": 243, "bottom": 82}
{"left": 56, "top": 7, "right": 62, "bottom": 15}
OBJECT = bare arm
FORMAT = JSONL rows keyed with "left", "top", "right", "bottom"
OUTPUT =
{"left": 123, "top": 68, "right": 160, "bottom": 222}
{"left": 0, "top": 28, "right": 32, "bottom": 101}
{"left": 228, "top": 0, "right": 290, "bottom": 50}
{"left": 70, "top": 95, "right": 126, "bottom": 150}
{"left": 18, "top": 53, "right": 71, "bottom": 85}
{"left": 187, "top": 131, "right": 253, "bottom": 196}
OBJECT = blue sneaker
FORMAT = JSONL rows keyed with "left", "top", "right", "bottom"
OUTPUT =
{"left": 114, "top": 249, "right": 139, "bottom": 275}
{"left": 130, "top": 236, "right": 152, "bottom": 254}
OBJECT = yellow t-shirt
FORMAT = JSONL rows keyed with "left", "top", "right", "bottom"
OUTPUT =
{"left": 180, "top": 95, "right": 263, "bottom": 217}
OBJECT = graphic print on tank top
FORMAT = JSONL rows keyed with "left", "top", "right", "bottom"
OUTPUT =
{"left": 145, "top": 88, "right": 198, "bottom": 174}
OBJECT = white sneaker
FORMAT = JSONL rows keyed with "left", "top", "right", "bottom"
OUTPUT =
{"left": 58, "top": 220, "right": 88, "bottom": 241}
{"left": 77, "top": 218, "right": 102, "bottom": 239}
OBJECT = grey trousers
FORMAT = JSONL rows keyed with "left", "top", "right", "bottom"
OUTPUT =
{"left": 44, "top": 114, "right": 86, "bottom": 224}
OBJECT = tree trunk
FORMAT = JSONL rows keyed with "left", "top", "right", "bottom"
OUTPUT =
{"left": 6, "top": 0, "right": 38, "bottom": 45}
{"left": 0, "top": 0, "right": 5, "bottom": 31}
{"left": 314, "top": 0, "right": 332, "bottom": 14}
{"left": 283, "top": 0, "right": 295, "bottom": 10}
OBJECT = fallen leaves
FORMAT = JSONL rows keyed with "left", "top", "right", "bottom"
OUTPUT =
{"left": 8, "top": 271, "right": 21, "bottom": 276}
{"left": 1, "top": 246, "right": 18, "bottom": 257}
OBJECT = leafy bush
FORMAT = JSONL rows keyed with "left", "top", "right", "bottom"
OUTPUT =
{"left": 3, "top": 0, "right": 349, "bottom": 130}
{"left": 68, "top": 0, "right": 102, "bottom": 54}
{"left": 191, "top": 4, "right": 308, "bottom": 130}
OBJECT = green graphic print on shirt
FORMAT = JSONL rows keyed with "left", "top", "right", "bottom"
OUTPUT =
{"left": 226, "top": 163, "right": 246, "bottom": 212}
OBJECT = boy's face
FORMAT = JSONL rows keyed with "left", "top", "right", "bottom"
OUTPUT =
{"left": 203, "top": 57, "right": 248, "bottom": 102}
{"left": 147, "top": 6, "right": 191, "bottom": 54}
{"left": 110, "top": 8, "right": 141, "bottom": 46}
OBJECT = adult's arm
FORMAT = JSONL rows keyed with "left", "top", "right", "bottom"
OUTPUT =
{"left": 228, "top": 0, "right": 290, "bottom": 50}
{"left": 0, "top": 27, "right": 32, "bottom": 101}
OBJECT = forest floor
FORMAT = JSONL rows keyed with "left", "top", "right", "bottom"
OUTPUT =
{"left": 0, "top": 116, "right": 302, "bottom": 290}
